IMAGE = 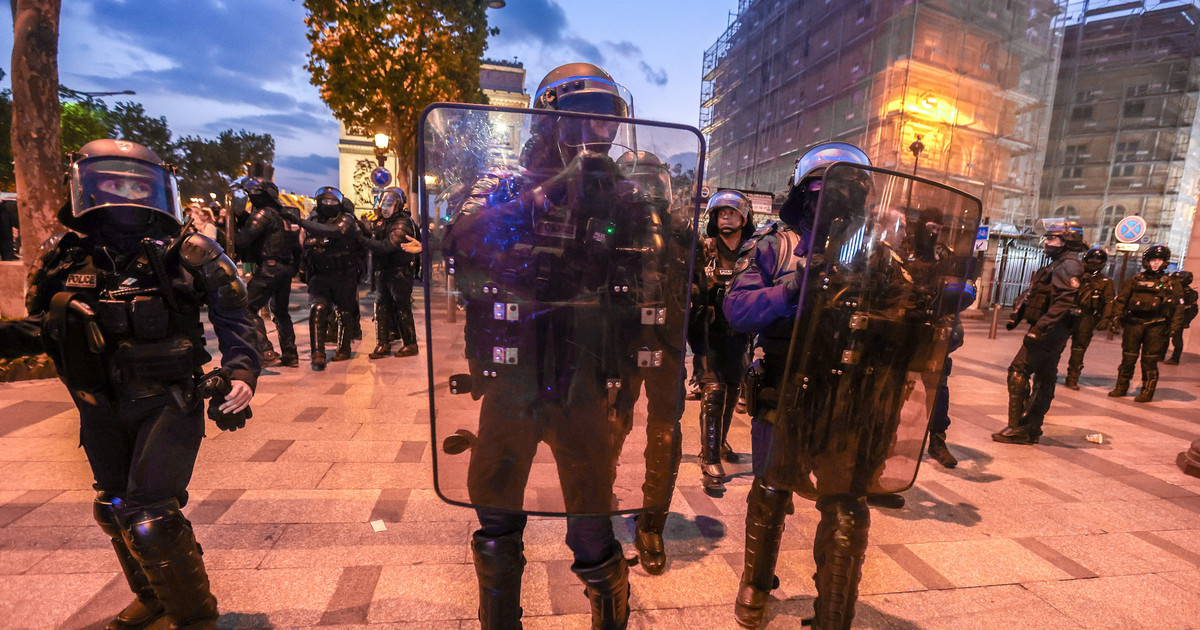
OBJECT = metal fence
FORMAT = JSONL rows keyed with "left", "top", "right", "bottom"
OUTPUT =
{"left": 987, "top": 241, "right": 1142, "bottom": 307}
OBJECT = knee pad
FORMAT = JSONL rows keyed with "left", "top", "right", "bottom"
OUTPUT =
{"left": 701, "top": 382, "right": 727, "bottom": 397}
{"left": 93, "top": 491, "right": 123, "bottom": 537}
{"left": 310, "top": 302, "right": 332, "bottom": 322}
{"left": 117, "top": 498, "right": 187, "bottom": 549}
{"left": 1007, "top": 369, "right": 1029, "bottom": 395}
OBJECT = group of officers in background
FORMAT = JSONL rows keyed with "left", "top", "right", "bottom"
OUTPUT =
{"left": 228, "top": 178, "right": 423, "bottom": 372}
{"left": 1, "top": 59, "right": 1198, "bottom": 630}
{"left": 994, "top": 224, "right": 1197, "bottom": 445}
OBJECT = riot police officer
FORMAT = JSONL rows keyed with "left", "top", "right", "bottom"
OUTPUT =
{"left": 694, "top": 190, "right": 755, "bottom": 495}
{"left": 1064, "top": 247, "right": 1114, "bottom": 389}
{"left": 724, "top": 142, "right": 978, "bottom": 629}
{"left": 1108, "top": 245, "right": 1184, "bottom": 402}
{"left": 283, "top": 187, "right": 363, "bottom": 370}
{"left": 441, "top": 62, "right": 653, "bottom": 629}
{"left": 900, "top": 207, "right": 976, "bottom": 469}
{"left": 1165, "top": 270, "right": 1197, "bottom": 364}
{"left": 362, "top": 187, "right": 422, "bottom": 359}
{"left": 994, "top": 221, "right": 1086, "bottom": 443}
{"left": 614, "top": 150, "right": 690, "bottom": 576}
{"left": 235, "top": 178, "right": 301, "bottom": 367}
{"left": 22, "top": 139, "right": 260, "bottom": 630}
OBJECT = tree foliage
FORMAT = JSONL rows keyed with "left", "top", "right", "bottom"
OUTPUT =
{"left": 303, "top": 0, "right": 495, "bottom": 192}
{"left": 174, "top": 129, "right": 275, "bottom": 200}
{"left": 59, "top": 101, "right": 111, "bottom": 154}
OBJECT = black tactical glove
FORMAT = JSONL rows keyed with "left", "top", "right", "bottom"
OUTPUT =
{"left": 1005, "top": 320, "right": 1018, "bottom": 331}
{"left": 279, "top": 206, "right": 301, "bottom": 224}
{"left": 197, "top": 368, "right": 253, "bottom": 431}
{"left": 208, "top": 396, "right": 252, "bottom": 431}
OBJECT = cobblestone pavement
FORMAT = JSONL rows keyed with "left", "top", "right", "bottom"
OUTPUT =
{"left": 2, "top": 287, "right": 1199, "bottom": 629}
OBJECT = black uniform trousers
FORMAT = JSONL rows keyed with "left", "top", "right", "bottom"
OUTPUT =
{"left": 1008, "top": 328, "right": 1071, "bottom": 432}
{"left": 308, "top": 272, "right": 359, "bottom": 319}
{"left": 1065, "top": 314, "right": 1101, "bottom": 378}
{"left": 377, "top": 269, "right": 417, "bottom": 347}
{"left": 246, "top": 260, "right": 296, "bottom": 355}
{"left": 697, "top": 332, "right": 749, "bottom": 390}
{"left": 78, "top": 393, "right": 205, "bottom": 508}
{"left": 1119, "top": 321, "right": 1169, "bottom": 380}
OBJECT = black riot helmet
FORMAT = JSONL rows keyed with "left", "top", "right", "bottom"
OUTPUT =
{"left": 913, "top": 206, "right": 944, "bottom": 258}
{"left": 63, "top": 139, "right": 183, "bottom": 237}
{"left": 779, "top": 142, "right": 872, "bottom": 229}
{"left": 1142, "top": 244, "right": 1171, "bottom": 271}
{"left": 1041, "top": 219, "right": 1086, "bottom": 257}
{"left": 245, "top": 178, "right": 281, "bottom": 209}
{"left": 529, "top": 63, "right": 630, "bottom": 162}
{"left": 1172, "top": 270, "right": 1193, "bottom": 286}
{"left": 704, "top": 190, "right": 755, "bottom": 239}
{"left": 533, "top": 62, "right": 630, "bottom": 117}
{"left": 1082, "top": 247, "right": 1108, "bottom": 273}
{"left": 616, "top": 150, "right": 672, "bottom": 205}
{"left": 376, "top": 187, "right": 408, "bottom": 219}
{"left": 313, "top": 186, "right": 345, "bottom": 219}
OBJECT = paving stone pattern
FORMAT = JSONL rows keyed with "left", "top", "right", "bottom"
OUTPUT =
{"left": 2, "top": 288, "right": 1199, "bottom": 629}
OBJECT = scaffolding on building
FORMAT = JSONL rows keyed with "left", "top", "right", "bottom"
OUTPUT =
{"left": 1041, "top": 0, "right": 1200, "bottom": 262}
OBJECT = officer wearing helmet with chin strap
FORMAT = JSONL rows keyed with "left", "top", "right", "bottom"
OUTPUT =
{"left": 442, "top": 62, "right": 645, "bottom": 630}
{"left": 723, "top": 142, "right": 877, "bottom": 629}
{"left": 994, "top": 221, "right": 1086, "bottom": 444}
{"left": 20, "top": 139, "right": 260, "bottom": 630}
{"left": 1165, "top": 270, "right": 1197, "bottom": 364}
{"left": 694, "top": 190, "right": 755, "bottom": 496}
{"left": 235, "top": 178, "right": 301, "bottom": 368}
{"left": 1108, "top": 245, "right": 1184, "bottom": 401}
{"left": 282, "top": 187, "right": 363, "bottom": 370}
{"left": 1063, "top": 247, "right": 1115, "bottom": 390}
{"left": 361, "top": 187, "right": 422, "bottom": 359}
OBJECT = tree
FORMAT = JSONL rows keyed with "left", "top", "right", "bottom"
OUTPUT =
{"left": 303, "top": 0, "right": 494, "bottom": 196}
{"left": 11, "top": 0, "right": 64, "bottom": 266}
{"left": 109, "top": 101, "right": 176, "bottom": 162}
{"left": 174, "top": 129, "right": 275, "bottom": 200}
{"left": 59, "top": 100, "right": 110, "bottom": 154}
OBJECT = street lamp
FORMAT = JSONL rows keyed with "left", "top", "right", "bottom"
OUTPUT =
{"left": 59, "top": 87, "right": 136, "bottom": 103}
{"left": 373, "top": 133, "right": 390, "bottom": 167}
{"left": 486, "top": 0, "right": 506, "bottom": 8}
{"left": 909, "top": 135, "right": 925, "bottom": 176}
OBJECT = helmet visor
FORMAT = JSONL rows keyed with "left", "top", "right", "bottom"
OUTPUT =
{"left": 557, "top": 91, "right": 629, "bottom": 117}
{"left": 70, "top": 156, "right": 181, "bottom": 225}
{"left": 378, "top": 190, "right": 404, "bottom": 218}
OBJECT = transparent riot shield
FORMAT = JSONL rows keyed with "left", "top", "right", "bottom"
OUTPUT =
{"left": 418, "top": 103, "right": 704, "bottom": 515}
{"left": 765, "top": 162, "right": 982, "bottom": 497}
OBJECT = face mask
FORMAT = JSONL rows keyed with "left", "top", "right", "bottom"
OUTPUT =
{"left": 1044, "top": 244, "right": 1063, "bottom": 258}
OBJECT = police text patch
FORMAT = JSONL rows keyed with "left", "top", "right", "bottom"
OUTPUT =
{"left": 65, "top": 273, "right": 97, "bottom": 288}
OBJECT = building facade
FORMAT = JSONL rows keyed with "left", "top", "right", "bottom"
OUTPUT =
{"left": 1040, "top": 1, "right": 1200, "bottom": 261}
{"left": 701, "top": 0, "right": 1066, "bottom": 229}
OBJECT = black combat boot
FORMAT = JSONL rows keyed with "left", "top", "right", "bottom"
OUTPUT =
{"left": 699, "top": 383, "right": 727, "bottom": 496}
{"left": 1064, "top": 346, "right": 1085, "bottom": 390}
{"left": 332, "top": 313, "right": 353, "bottom": 362}
{"left": 634, "top": 421, "right": 679, "bottom": 575}
{"left": 94, "top": 493, "right": 165, "bottom": 630}
{"left": 118, "top": 500, "right": 218, "bottom": 630}
{"left": 1134, "top": 369, "right": 1158, "bottom": 403}
{"left": 634, "top": 511, "right": 668, "bottom": 576}
{"left": 809, "top": 496, "right": 870, "bottom": 630}
{"left": 278, "top": 348, "right": 299, "bottom": 368}
{"left": 310, "top": 304, "right": 328, "bottom": 371}
{"left": 369, "top": 303, "right": 392, "bottom": 359}
{"left": 1109, "top": 354, "right": 1137, "bottom": 397}
{"left": 995, "top": 370, "right": 1036, "bottom": 443}
{"left": 720, "top": 390, "right": 741, "bottom": 463}
{"left": 991, "top": 426, "right": 1040, "bottom": 445}
{"left": 571, "top": 548, "right": 630, "bottom": 630}
{"left": 927, "top": 431, "right": 957, "bottom": 468}
{"left": 472, "top": 530, "right": 525, "bottom": 630}
{"left": 734, "top": 479, "right": 792, "bottom": 628}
